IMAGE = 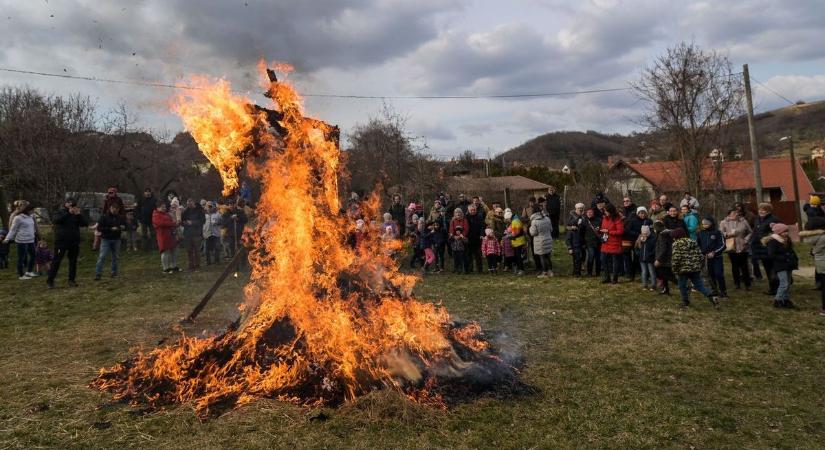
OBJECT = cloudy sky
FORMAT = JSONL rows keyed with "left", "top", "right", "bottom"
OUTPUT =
{"left": 2, "top": 0, "right": 824, "bottom": 158}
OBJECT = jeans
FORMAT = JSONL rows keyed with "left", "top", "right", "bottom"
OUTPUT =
{"left": 601, "top": 252, "right": 620, "bottom": 282}
{"left": 706, "top": 257, "right": 727, "bottom": 295}
{"left": 95, "top": 239, "right": 119, "bottom": 275}
{"left": 48, "top": 243, "right": 79, "bottom": 283}
{"left": 452, "top": 250, "right": 466, "bottom": 273}
{"left": 16, "top": 242, "right": 35, "bottom": 276}
{"left": 536, "top": 253, "right": 552, "bottom": 273}
{"left": 622, "top": 247, "right": 637, "bottom": 279}
{"left": 585, "top": 246, "right": 598, "bottom": 275}
{"left": 728, "top": 251, "right": 751, "bottom": 288}
{"left": 435, "top": 243, "right": 446, "bottom": 270}
{"left": 640, "top": 262, "right": 656, "bottom": 288}
{"left": 775, "top": 270, "right": 792, "bottom": 302}
{"left": 161, "top": 248, "right": 178, "bottom": 271}
{"left": 677, "top": 271, "right": 714, "bottom": 305}
{"left": 570, "top": 247, "right": 583, "bottom": 275}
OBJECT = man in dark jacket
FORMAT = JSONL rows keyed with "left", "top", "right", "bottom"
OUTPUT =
{"left": 465, "top": 204, "right": 486, "bottom": 273}
{"left": 47, "top": 198, "right": 88, "bottom": 288}
{"left": 388, "top": 194, "right": 406, "bottom": 237}
{"left": 621, "top": 196, "right": 638, "bottom": 219}
{"left": 181, "top": 198, "right": 206, "bottom": 271}
{"left": 566, "top": 203, "right": 586, "bottom": 276}
{"left": 750, "top": 203, "right": 780, "bottom": 294}
{"left": 137, "top": 188, "right": 157, "bottom": 250}
{"left": 222, "top": 200, "right": 248, "bottom": 259}
{"left": 94, "top": 203, "right": 125, "bottom": 280}
{"left": 546, "top": 186, "right": 562, "bottom": 239}
{"left": 697, "top": 216, "right": 727, "bottom": 298}
{"left": 624, "top": 206, "right": 652, "bottom": 281}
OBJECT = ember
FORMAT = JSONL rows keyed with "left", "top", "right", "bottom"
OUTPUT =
{"left": 91, "top": 62, "right": 529, "bottom": 417}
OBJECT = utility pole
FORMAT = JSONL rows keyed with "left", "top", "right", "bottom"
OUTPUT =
{"left": 743, "top": 64, "right": 764, "bottom": 204}
{"left": 780, "top": 136, "right": 803, "bottom": 227}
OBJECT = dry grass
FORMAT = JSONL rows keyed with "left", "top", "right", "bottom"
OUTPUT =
{"left": 1, "top": 235, "right": 823, "bottom": 449}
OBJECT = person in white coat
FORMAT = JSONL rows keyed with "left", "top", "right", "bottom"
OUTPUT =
{"left": 2, "top": 203, "right": 39, "bottom": 280}
{"left": 202, "top": 202, "right": 223, "bottom": 265}
{"left": 529, "top": 206, "right": 554, "bottom": 278}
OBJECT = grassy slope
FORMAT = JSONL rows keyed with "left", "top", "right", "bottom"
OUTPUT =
{"left": 0, "top": 234, "right": 823, "bottom": 449}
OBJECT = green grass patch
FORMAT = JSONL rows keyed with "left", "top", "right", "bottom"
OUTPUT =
{"left": 0, "top": 235, "right": 823, "bottom": 449}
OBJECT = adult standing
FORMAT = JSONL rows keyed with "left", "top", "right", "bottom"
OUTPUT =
{"left": 521, "top": 196, "right": 538, "bottom": 268}
{"left": 47, "top": 198, "right": 88, "bottom": 288}
{"left": 388, "top": 194, "right": 406, "bottom": 237}
{"left": 181, "top": 198, "right": 206, "bottom": 271}
{"left": 720, "top": 208, "right": 753, "bottom": 290}
{"left": 663, "top": 206, "right": 686, "bottom": 231}
{"left": 222, "top": 199, "right": 248, "bottom": 259}
{"left": 583, "top": 208, "right": 601, "bottom": 277}
{"left": 529, "top": 207, "right": 554, "bottom": 277}
{"left": 546, "top": 186, "right": 561, "bottom": 239}
{"left": 621, "top": 196, "right": 638, "bottom": 219}
{"left": 137, "top": 188, "right": 157, "bottom": 250}
{"left": 153, "top": 201, "right": 180, "bottom": 273}
{"left": 102, "top": 187, "right": 125, "bottom": 216}
{"left": 750, "top": 203, "right": 780, "bottom": 295}
{"left": 203, "top": 201, "right": 223, "bottom": 266}
{"left": 658, "top": 194, "right": 674, "bottom": 213}
{"left": 465, "top": 204, "right": 486, "bottom": 273}
{"left": 3, "top": 203, "right": 38, "bottom": 280}
{"left": 94, "top": 203, "right": 125, "bottom": 280}
{"left": 599, "top": 203, "right": 624, "bottom": 284}
{"left": 566, "top": 204, "right": 586, "bottom": 277}
{"left": 680, "top": 191, "right": 700, "bottom": 211}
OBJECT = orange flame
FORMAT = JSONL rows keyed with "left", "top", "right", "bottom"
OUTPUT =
{"left": 92, "top": 62, "right": 515, "bottom": 417}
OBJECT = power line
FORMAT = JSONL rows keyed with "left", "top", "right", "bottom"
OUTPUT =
{"left": 749, "top": 74, "right": 795, "bottom": 106}
{"left": 0, "top": 66, "right": 632, "bottom": 100}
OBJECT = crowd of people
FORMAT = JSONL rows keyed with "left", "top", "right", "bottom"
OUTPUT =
{"left": 0, "top": 184, "right": 254, "bottom": 288}
{"left": 2, "top": 182, "right": 824, "bottom": 315}
{"left": 369, "top": 189, "right": 825, "bottom": 312}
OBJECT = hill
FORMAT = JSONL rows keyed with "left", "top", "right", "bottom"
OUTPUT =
{"left": 498, "top": 100, "right": 825, "bottom": 167}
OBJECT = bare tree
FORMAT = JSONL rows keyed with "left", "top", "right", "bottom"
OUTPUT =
{"left": 633, "top": 42, "right": 744, "bottom": 197}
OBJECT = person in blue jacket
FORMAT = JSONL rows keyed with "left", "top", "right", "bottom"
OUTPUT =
{"left": 697, "top": 216, "right": 727, "bottom": 298}
{"left": 681, "top": 204, "right": 700, "bottom": 240}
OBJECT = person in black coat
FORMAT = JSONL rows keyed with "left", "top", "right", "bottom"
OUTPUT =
{"left": 653, "top": 221, "right": 674, "bottom": 295}
{"left": 465, "top": 204, "right": 486, "bottom": 273}
{"left": 388, "top": 194, "right": 406, "bottom": 237}
{"left": 749, "top": 203, "right": 780, "bottom": 294}
{"left": 181, "top": 199, "right": 206, "bottom": 271}
{"left": 697, "top": 216, "right": 727, "bottom": 297}
{"left": 47, "top": 198, "right": 88, "bottom": 288}
{"left": 624, "top": 206, "right": 652, "bottom": 281}
{"left": 94, "top": 203, "right": 125, "bottom": 280}
{"left": 137, "top": 188, "right": 157, "bottom": 250}
{"left": 766, "top": 222, "right": 798, "bottom": 308}
{"left": 546, "top": 186, "right": 562, "bottom": 239}
{"left": 565, "top": 204, "right": 586, "bottom": 276}
{"left": 662, "top": 206, "right": 686, "bottom": 231}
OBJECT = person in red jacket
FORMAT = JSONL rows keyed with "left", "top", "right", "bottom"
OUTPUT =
{"left": 600, "top": 203, "right": 625, "bottom": 284}
{"left": 152, "top": 201, "right": 180, "bottom": 274}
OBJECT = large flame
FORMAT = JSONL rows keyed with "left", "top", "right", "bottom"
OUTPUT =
{"left": 92, "top": 62, "right": 523, "bottom": 417}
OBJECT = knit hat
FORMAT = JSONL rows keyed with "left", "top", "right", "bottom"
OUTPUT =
{"left": 504, "top": 211, "right": 513, "bottom": 220}
{"left": 671, "top": 228, "right": 687, "bottom": 239}
{"left": 811, "top": 195, "right": 821, "bottom": 206}
{"left": 701, "top": 218, "right": 713, "bottom": 227}
{"left": 636, "top": 206, "right": 648, "bottom": 214}
{"left": 640, "top": 225, "right": 651, "bottom": 236}
{"left": 771, "top": 222, "right": 789, "bottom": 234}
{"left": 485, "top": 228, "right": 494, "bottom": 236}
{"left": 575, "top": 203, "right": 585, "bottom": 209}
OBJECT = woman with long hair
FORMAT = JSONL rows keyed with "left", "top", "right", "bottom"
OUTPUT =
{"left": 599, "top": 203, "right": 624, "bottom": 284}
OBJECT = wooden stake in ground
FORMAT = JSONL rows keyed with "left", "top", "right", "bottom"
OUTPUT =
{"left": 181, "top": 248, "right": 247, "bottom": 324}
{"left": 743, "top": 64, "right": 764, "bottom": 203}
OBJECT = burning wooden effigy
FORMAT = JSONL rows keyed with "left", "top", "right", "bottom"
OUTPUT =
{"left": 91, "top": 62, "right": 530, "bottom": 417}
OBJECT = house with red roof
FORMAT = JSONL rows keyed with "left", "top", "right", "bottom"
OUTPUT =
{"left": 609, "top": 157, "right": 815, "bottom": 215}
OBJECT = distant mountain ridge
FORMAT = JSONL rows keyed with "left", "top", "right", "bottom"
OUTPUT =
{"left": 497, "top": 100, "right": 825, "bottom": 167}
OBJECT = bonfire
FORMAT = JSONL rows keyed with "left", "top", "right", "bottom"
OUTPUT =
{"left": 91, "top": 62, "right": 527, "bottom": 417}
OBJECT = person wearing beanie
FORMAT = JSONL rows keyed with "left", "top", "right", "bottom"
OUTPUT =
{"left": 481, "top": 228, "right": 501, "bottom": 274}
{"left": 507, "top": 213, "right": 527, "bottom": 275}
{"left": 635, "top": 223, "right": 657, "bottom": 291}
{"left": 799, "top": 216, "right": 825, "bottom": 314}
{"left": 670, "top": 227, "right": 719, "bottom": 307}
{"left": 624, "top": 206, "right": 653, "bottom": 282}
{"left": 765, "top": 222, "right": 798, "bottom": 308}
{"left": 697, "top": 216, "right": 728, "bottom": 298}
{"left": 566, "top": 203, "right": 586, "bottom": 276}
{"left": 804, "top": 195, "right": 825, "bottom": 221}
{"left": 750, "top": 203, "right": 780, "bottom": 294}
{"left": 47, "top": 197, "right": 88, "bottom": 288}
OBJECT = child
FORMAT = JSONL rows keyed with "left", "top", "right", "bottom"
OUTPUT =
{"left": 35, "top": 240, "right": 54, "bottom": 275}
{"left": 636, "top": 225, "right": 657, "bottom": 291}
{"left": 653, "top": 221, "right": 675, "bottom": 295}
{"left": 124, "top": 211, "right": 139, "bottom": 251}
{"left": 501, "top": 227, "right": 515, "bottom": 273}
{"left": 431, "top": 221, "right": 446, "bottom": 273}
{"left": 449, "top": 225, "right": 468, "bottom": 274}
{"left": 671, "top": 227, "right": 719, "bottom": 308}
{"left": 420, "top": 222, "right": 436, "bottom": 273}
{"left": 0, "top": 230, "right": 9, "bottom": 269}
{"left": 697, "top": 217, "right": 727, "bottom": 298}
{"left": 481, "top": 228, "right": 501, "bottom": 274}
{"left": 765, "top": 222, "right": 798, "bottom": 309}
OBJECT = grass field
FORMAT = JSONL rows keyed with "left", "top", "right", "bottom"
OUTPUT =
{"left": 1, "top": 233, "right": 824, "bottom": 449}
